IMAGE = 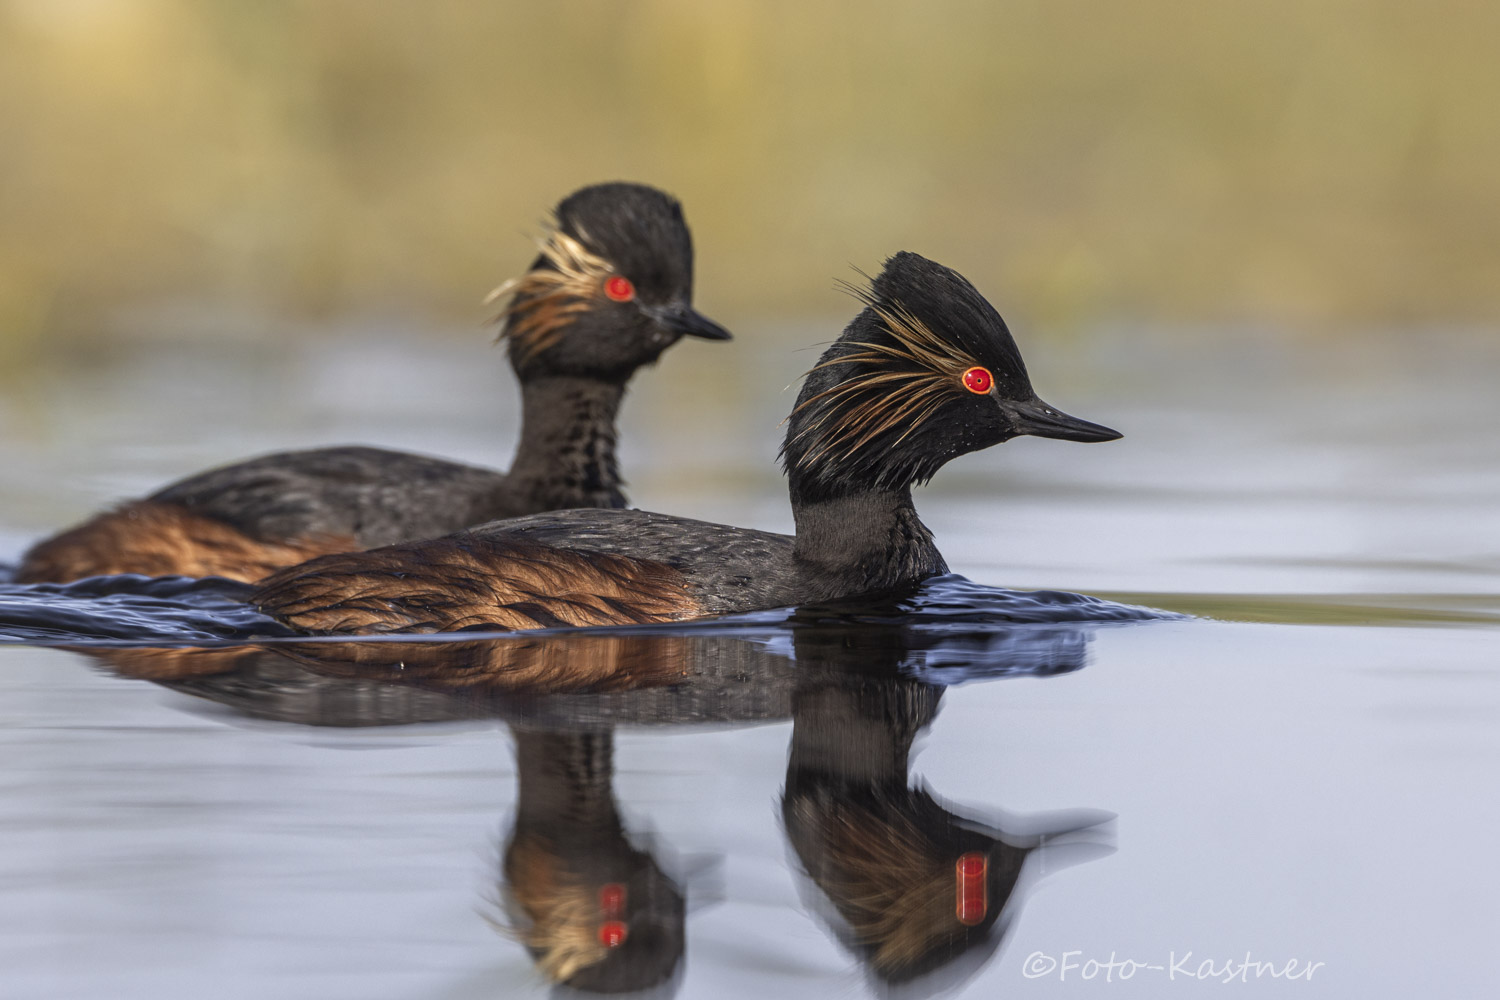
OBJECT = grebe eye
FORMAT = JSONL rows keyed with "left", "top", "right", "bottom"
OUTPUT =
{"left": 604, "top": 275, "right": 635, "bottom": 302}
{"left": 598, "top": 920, "right": 628, "bottom": 948}
{"left": 961, "top": 366, "right": 993, "bottom": 394}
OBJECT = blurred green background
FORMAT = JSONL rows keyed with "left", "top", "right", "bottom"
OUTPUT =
{"left": 2, "top": 0, "right": 1498, "bottom": 362}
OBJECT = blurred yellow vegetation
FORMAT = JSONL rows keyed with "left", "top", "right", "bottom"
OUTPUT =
{"left": 1, "top": 0, "right": 1498, "bottom": 351}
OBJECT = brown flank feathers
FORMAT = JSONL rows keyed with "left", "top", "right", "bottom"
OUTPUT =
{"left": 787, "top": 283, "right": 983, "bottom": 470}
{"left": 14, "top": 500, "right": 356, "bottom": 584}
{"left": 488, "top": 225, "right": 615, "bottom": 365}
{"left": 252, "top": 535, "right": 702, "bottom": 634}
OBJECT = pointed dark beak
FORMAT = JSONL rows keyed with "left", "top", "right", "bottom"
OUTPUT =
{"left": 1005, "top": 396, "right": 1122, "bottom": 443}
{"left": 646, "top": 303, "right": 733, "bottom": 341}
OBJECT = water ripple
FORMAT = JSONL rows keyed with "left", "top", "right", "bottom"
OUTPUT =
{"left": 0, "top": 571, "right": 1176, "bottom": 648}
{"left": 0, "top": 574, "right": 279, "bottom": 644}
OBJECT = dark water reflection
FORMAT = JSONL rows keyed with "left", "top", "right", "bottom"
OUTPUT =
{"left": 20, "top": 574, "right": 1169, "bottom": 727}
{"left": 782, "top": 623, "right": 1113, "bottom": 995}
{"left": 29, "top": 585, "right": 1137, "bottom": 995}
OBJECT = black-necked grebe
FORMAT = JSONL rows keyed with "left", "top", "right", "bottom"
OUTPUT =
{"left": 252, "top": 251, "right": 1119, "bottom": 634}
{"left": 16, "top": 183, "right": 730, "bottom": 584}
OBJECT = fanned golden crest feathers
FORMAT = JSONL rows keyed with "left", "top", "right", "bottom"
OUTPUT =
{"left": 482, "top": 182, "right": 708, "bottom": 371}
{"left": 489, "top": 224, "right": 615, "bottom": 364}
{"left": 780, "top": 252, "right": 1037, "bottom": 500}
{"left": 786, "top": 279, "right": 985, "bottom": 471}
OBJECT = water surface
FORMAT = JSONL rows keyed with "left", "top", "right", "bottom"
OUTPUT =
{"left": 0, "top": 328, "right": 1495, "bottom": 997}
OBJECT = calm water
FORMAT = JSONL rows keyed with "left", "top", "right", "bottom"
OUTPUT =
{"left": 0, "top": 325, "right": 1496, "bottom": 997}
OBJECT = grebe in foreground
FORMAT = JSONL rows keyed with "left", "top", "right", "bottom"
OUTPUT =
{"left": 253, "top": 252, "right": 1119, "bottom": 634}
{"left": 16, "top": 183, "right": 730, "bottom": 584}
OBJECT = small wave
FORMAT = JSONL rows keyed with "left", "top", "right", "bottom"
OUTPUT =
{"left": 0, "top": 571, "right": 1177, "bottom": 652}
{"left": 852, "top": 574, "right": 1180, "bottom": 624}
{"left": 0, "top": 573, "right": 1183, "bottom": 728}
{"left": 0, "top": 574, "right": 284, "bottom": 644}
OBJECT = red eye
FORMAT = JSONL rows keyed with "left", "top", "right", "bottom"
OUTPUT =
{"left": 598, "top": 920, "right": 628, "bottom": 948}
{"left": 961, "top": 366, "right": 993, "bottom": 394}
{"left": 604, "top": 275, "right": 635, "bottom": 302}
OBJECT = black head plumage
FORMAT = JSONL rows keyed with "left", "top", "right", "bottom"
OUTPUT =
{"left": 782, "top": 252, "right": 1119, "bottom": 505}
{"left": 495, "top": 182, "right": 730, "bottom": 379}
{"left": 553, "top": 183, "right": 694, "bottom": 304}
{"left": 865, "top": 251, "right": 1031, "bottom": 394}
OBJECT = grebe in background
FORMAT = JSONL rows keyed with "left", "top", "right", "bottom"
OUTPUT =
{"left": 16, "top": 182, "right": 730, "bottom": 584}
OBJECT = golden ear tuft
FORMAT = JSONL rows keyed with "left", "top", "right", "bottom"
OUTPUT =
{"left": 488, "top": 225, "right": 616, "bottom": 364}
{"left": 787, "top": 288, "right": 985, "bottom": 469}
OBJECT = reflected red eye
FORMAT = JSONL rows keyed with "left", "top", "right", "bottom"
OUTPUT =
{"left": 961, "top": 366, "right": 993, "bottom": 394}
{"left": 598, "top": 920, "right": 628, "bottom": 948}
{"left": 956, "top": 851, "right": 988, "bottom": 925}
{"left": 599, "top": 883, "right": 626, "bottom": 918}
{"left": 604, "top": 275, "right": 635, "bottom": 302}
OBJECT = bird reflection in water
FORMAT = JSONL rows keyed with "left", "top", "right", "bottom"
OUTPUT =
{"left": 501, "top": 727, "right": 685, "bottom": 992}
{"left": 783, "top": 621, "right": 1113, "bottom": 990}
{"left": 66, "top": 593, "right": 1115, "bottom": 994}
{"left": 78, "top": 626, "right": 798, "bottom": 728}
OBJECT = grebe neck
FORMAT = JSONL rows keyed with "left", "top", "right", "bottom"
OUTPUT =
{"left": 513, "top": 728, "right": 621, "bottom": 831}
{"left": 507, "top": 375, "right": 628, "bottom": 510}
{"left": 790, "top": 487, "right": 948, "bottom": 596}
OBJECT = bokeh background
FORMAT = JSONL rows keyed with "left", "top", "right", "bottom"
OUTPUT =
{"left": 3, "top": 0, "right": 1499, "bottom": 357}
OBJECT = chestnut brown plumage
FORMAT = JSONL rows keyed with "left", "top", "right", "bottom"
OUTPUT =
{"left": 17, "top": 501, "right": 356, "bottom": 584}
{"left": 253, "top": 536, "right": 701, "bottom": 634}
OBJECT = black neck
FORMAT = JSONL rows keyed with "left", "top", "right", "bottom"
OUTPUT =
{"left": 506, "top": 375, "right": 628, "bottom": 510}
{"left": 512, "top": 728, "right": 622, "bottom": 833}
{"left": 787, "top": 679, "right": 940, "bottom": 789}
{"left": 791, "top": 488, "right": 948, "bottom": 597}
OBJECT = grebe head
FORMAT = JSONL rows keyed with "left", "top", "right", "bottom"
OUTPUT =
{"left": 492, "top": 182, "right": 730, "bottom": 381}
{"left": 781, "top": 251, "right": 1120, "bottom": 504}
